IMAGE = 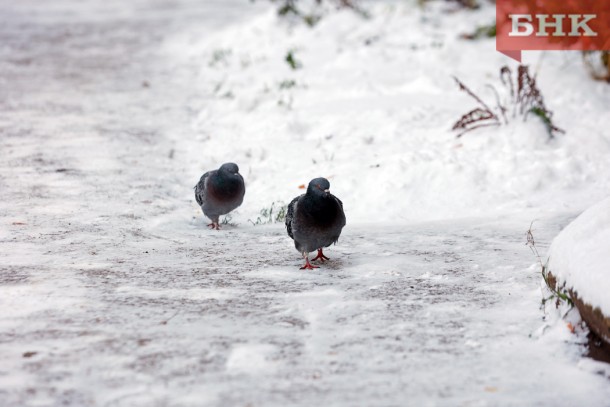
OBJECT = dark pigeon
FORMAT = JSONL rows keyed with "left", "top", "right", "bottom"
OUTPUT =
{"left": 194, "top": 163, "right": 245, "bottom": 230}
{"left": 285, "top": 177, "right": 346, "bottom": 269}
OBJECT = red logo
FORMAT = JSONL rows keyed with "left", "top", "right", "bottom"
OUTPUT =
{"left": 496, "top": 0, "right": 610, "bottom": 61}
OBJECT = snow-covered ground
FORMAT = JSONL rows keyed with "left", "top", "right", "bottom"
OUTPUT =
{"left": 1, "top": 0, "right": 610, "bottom": 406}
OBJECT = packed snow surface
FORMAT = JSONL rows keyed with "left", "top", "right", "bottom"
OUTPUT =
{"left": 548, "top": 197, "right": 610, "bottom": 316}
{"left": 1, "top": 0, "right": 610, "bottom": 406}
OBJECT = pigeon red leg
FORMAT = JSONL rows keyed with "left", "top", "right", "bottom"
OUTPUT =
{"left": 300, "top": 256, "right": 319, "bottom": 270}
{"left": 207, "top": 222, "right": 220, "bottom": 230}
{"left": 311, "top": 248, "right": 330, "bottom": 262}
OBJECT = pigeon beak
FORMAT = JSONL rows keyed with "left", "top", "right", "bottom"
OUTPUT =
{"left": 324, "top": 189, "right": 329, "bottom": 193}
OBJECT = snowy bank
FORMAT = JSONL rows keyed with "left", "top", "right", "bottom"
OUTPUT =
{"left": 547, "top": 197, "right": 610, "bottom": 344}
{"left": 163, "top": 2, "right": 610, "bottom": 224}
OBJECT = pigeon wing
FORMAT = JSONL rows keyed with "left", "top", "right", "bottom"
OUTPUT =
{"left": 194, "top": 171, "right": 212, "bottom": 206}
{"left": 285, "top": 195, "right": 301, "bottom": 240}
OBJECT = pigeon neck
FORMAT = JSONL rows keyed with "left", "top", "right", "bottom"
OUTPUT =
{"left": 302, "top": 192, "right": 338, "bottom": 223}
{"left": 211, "top": 170, "right": 241, "bottom": 197}
{"left": 306, "top": 184, "right": 324, "bottom": 195}
{"left": 303, "top": 190, "right": 330, "bottom": 208}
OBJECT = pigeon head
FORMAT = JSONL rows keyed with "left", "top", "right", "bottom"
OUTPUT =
{"left": 307, "top": 177, "right": 331, "bottom": 197}
{"left": 219, "top": 163, "right": 240, "bottom": 175}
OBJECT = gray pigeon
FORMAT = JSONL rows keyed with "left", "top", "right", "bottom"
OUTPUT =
{"left": 194, "top": 163, "right": 245, "bottom": 230}
{"left": 285, "top": 177, "right": 346, "bottom": 269}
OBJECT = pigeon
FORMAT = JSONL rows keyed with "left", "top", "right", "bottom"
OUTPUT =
{"left": 285, "top": 177, "right": 346, "bottom": 269}
{"left": 194, "top": 163, "right": 245, "bottom": 230}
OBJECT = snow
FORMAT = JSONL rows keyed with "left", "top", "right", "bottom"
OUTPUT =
{"left": 166, "top": 1, "right": 610, "bottom": 223}
{"left": 1, "top": 0, "right": 610, "bottom": 405}
{"left": 547, "top": 197, "right": 610, "bottom": 316}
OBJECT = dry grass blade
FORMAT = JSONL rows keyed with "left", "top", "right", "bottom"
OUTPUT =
{"left": 452, "top": 76, "right": 497, "bottom": 115}
{"left": 499, "top": 66, "right": 514, "bottom": 101}
{"left": 452, "top": 108, "right": 500, "bottom": 137}
{"left": 451, "top": 76, "right": 500, "bottom": 137}
{"left": 452, "top": 65, "right": 563, "bottom": 138}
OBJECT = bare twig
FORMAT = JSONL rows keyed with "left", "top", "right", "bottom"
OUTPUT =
{"left": 526, "top": 221, "right": 574, "bottom": 309}
{"left": 526, "top": 220, "right": 542, "bottom": 267}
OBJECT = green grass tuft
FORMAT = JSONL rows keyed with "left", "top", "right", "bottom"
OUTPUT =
{"left": 285, "top": 50, "right": 302, "bottom": 70}
{"left": 248, "top": 201, "right": 288, "bottom": 226}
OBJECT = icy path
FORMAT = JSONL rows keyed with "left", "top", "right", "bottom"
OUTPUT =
{"left": 1, "top": 1, "right": 609, "bottom": 406}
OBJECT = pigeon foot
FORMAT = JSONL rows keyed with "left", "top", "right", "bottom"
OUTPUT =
{"left": 300, "top": 257, "right": 320, "bottom": 270}
{"left": 311, "top": 249, "right": 330, "bottom": 262}
{"left": 207, "top": 222, "right": 220, "bottom": 230}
